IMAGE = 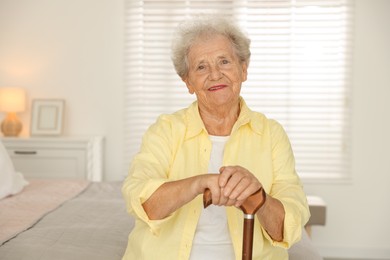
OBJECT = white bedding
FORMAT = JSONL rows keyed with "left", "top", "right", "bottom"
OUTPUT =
{"left": 0, "top": 139, "right": 28, "bottom": 199}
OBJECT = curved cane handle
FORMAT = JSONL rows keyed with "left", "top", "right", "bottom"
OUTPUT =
{"left": 239, "top": 187, "right": 266, "bottom": 215}
{"left": 203, "top": 188, "right": 213, "bottom": 208}
{"left": 239, "top": 188, "right": 266, "bottom": 260}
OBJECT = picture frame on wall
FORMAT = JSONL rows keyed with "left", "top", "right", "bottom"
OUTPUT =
{"left": 31, "top": 99, "right": 65, "bottom": 136}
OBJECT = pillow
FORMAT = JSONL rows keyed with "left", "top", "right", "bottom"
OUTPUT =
{"left": 0, "top": 140, "right": 29, "bottom": 199}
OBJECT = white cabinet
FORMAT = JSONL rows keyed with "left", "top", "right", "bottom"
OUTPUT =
{"left": 1, "top": 136, "right": 104, "bottom": 181}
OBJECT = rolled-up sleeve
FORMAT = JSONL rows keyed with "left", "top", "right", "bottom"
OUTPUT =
{"left": 122, "top": 115, "right": 176, "bottom": 235}
{"left": 266, "top": 120, "right": 311, "bottom": 248}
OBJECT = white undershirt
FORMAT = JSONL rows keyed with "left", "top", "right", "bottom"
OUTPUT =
{"left": 189, "top": 135, "right": 235, "bottom": 260}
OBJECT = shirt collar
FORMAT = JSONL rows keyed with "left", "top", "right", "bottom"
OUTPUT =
{"left": 185, "top": 101, "right": 207, "bottom": 140}
{"left": 232, "top": 97, "right": 264, "bottom": 135}
{"left": 184, "top": 97, "right": 264, "bottom": 140}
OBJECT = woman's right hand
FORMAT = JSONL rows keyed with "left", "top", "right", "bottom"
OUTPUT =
{"left": 197, "top": 174, "right": 238, "bottom": 207}
{"left": 143, "top": 173, "right": 237, "bottom": 220}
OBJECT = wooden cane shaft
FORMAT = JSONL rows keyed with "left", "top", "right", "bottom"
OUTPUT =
{"left": 203, "top": 188, "right": 266, "bottom": 260}
{"left": 242, "top": 217, "right": 255, "bottom": 260}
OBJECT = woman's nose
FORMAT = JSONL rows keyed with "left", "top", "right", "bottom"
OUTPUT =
{"left": 208, "top": 66, "right": 222, "bottom": 80}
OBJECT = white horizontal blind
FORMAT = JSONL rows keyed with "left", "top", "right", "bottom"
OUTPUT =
{"left": 124, "top": 0, "right": 353, "bottom": 180}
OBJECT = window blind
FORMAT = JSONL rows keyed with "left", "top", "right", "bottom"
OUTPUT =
{"left": 124, "top": 0, "right": 353, "bottom": 181}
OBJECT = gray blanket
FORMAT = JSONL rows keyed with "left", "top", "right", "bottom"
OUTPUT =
{"left": 0, "top": 182, "right": 322, "bottom": 260}
{"left": 0, "top": 182, "right": 134, "bottom": 260}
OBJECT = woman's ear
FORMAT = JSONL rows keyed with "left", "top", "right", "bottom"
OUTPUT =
{"left": 241, "top": 62, "right": 248, "bottom": 82}
{"left": 182, "top": 77, "right": 195, "bottom": 94}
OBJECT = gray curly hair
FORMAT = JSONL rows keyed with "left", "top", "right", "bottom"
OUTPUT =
{"left": 171, "top": 14, "right": 251, "bottom": 79}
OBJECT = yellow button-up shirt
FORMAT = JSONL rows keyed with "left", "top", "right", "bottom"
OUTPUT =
{"left": 122, "top": 98, "right": 310, "bottom": 260}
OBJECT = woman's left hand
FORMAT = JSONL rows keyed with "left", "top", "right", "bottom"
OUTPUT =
{"left": 218, "top": 166, "right": 262, "bottom": 207}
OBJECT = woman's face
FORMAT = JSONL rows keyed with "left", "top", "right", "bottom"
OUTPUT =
{"left": 183, "top": 34, "right": 248, "bottom": 112}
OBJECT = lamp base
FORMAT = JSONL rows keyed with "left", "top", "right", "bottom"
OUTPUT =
{"left": 1, "top": 112, "right": 22, "bottom": 137}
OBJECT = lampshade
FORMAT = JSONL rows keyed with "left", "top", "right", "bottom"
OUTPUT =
{"left": 0, "top": 87, "right": 26, "bottom": 113}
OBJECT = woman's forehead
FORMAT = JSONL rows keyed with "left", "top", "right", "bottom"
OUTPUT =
{"left": 188, "top": 35, "right": 235, "bottom": 59}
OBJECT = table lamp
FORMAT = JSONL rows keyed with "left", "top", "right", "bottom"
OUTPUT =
{"left": 0, "top": 87, "right": 26, "bottom": 137}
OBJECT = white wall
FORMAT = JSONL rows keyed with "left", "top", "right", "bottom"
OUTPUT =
{"left": 0, "top": 0, "right": 124, "bottom": 180}
{"left": 0, "top": 0, "right": 389, "bottom": 258}
{"left": 304, "top": 0, "right": 390, "bottom": 258}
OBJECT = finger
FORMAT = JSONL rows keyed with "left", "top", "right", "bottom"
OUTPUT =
{"left": 225, "top": 197, "right": 237, "bottom": 207}
{"left": 217, "top": 188, "right": 229, "bottom": 206}
{"left": 234, "top": 199, "right": 245, "bottom": 208}
{"left": 228, "top": 175, "right": 252, "bottom": 199}
{"left": 222, "top": 168, "right": 246, "bottom": 197}
{"left": 203, "top": 174, "right": 222, "bottom": 205}
{"left": 211, "top": 187, "right": 221, "bottom": 205}
{"left": 236, "top": 182, "right": 262, "bottom": 201}
{"left": 218, "top": 166, "right": 232, "bottom": 187}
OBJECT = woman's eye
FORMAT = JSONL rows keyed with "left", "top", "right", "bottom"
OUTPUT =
{"left": 197, "top": 65, "right": 205, "bottom": 70}
{"left": 222, "top": 59, "right": 230, "bottom": 64}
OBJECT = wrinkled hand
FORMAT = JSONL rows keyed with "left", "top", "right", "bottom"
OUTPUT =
{"left": 200, "top": 174, "right": 237, "bottom": 207}
{"left": 218, "top": 166, "right": 262, "bottom": 207}
{"left": 203, "top": 166, "right": 262, "bottom": 208}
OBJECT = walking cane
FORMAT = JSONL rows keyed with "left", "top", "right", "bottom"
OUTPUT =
{"left": 203, "top": 187, "right": 266, "bottom": 260}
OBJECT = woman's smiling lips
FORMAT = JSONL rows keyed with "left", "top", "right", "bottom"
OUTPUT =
{"left": 208, "top": 84, "right": 227, "bottom": 91}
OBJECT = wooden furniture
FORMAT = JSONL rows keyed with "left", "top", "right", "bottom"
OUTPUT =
{"left": 1, "top": 136, "right": 104, "bottom": 181}
{"left": 306, "top": 195, "right": 327, "bottom": 237}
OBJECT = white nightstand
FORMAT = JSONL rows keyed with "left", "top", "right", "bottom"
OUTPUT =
{"left": 1, "top": 136, "right": 104, "bottom": 181}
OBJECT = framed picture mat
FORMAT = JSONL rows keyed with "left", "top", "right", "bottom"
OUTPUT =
{"left": 30, "top": 99, "right": 65, "bottom": 136}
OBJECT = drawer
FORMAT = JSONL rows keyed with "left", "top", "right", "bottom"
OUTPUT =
{"left": 7, "top": 148, "right": 86, "bottom": 179}
{"left": 1, "top": 136, "right": 104, "bottom": 181}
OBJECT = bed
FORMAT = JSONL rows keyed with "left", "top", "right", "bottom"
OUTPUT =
{"left": 0, "top": 142, "right": 323, "bottom": 260}
{"left": 0, "top": 180, "right": 134, "bottom": 260}
{"left": 0, "top": 180, "right": 324, "bottom": 260}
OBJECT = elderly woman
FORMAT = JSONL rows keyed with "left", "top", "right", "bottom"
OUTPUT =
{"left": 122, "top": 15, "right": 310, "bottom": 260}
